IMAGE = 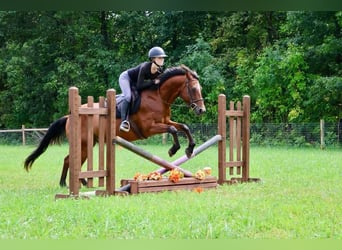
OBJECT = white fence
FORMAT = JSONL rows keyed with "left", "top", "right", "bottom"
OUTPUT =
{"left": 0, "top": 125, "right": 48, "bottom": 145}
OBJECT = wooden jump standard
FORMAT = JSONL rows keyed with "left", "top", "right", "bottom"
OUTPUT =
{"left": 55, "top": 87, "right": 117, "bottom": 199}
{"left": 56, "top": 88, "right": 259, "bottom": 198}
{"left": 218, "top": 94, "right": 260, "bottom": 184}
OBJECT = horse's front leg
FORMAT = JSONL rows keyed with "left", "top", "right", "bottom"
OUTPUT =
{"left": 167, "top": 121, "right": 195, "bottom": 158}
{"left": 167, "top": 125, "right": 181, "bottom": 157}
{"left": 146, "top": 123, "right": 181, "bottom": 157}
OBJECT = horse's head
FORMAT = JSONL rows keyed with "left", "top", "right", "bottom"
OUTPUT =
{"left": 179, "top": 65, "right": 206, "bottom": 115}
{"left": 157, "top": 65, "right": 206, "bottom": 115}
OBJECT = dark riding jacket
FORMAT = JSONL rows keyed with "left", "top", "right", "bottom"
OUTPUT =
{"left": 127, "top": 62, "right": 162, "bottom": 90}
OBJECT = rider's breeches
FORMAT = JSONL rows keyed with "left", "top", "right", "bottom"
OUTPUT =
{"left": 119, "top": 71, "right": 132, "bottom": 102}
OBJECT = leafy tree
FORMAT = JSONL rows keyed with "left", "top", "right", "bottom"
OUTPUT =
{"left": 0, "top": 11, "right": 340, "bottom": 130}
{"left": 252, "top": 44, "right": 309, "bottom": 123}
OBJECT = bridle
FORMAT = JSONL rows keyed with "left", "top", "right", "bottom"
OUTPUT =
{"left": 186, "top": 78, "right": 204, "bottom": 111}
{"left": 158, "top": 73, "right": 203, "bottom": 110}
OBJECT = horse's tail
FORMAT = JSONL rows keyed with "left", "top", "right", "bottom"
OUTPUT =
{"left": 24, "top": 116, "right": 68, "bottom": 171}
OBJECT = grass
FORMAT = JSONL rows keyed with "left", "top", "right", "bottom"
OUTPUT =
{"left": 0, "top": 143, "right": 341, "bottom": 239}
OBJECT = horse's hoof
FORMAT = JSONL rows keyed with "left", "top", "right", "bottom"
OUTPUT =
{"left": 81, "top": 178, "right": 88, "bottom": 186}
{"left": 168, "top": 149, "right": 175, "bottom": 157}
{"left": 59, "top": 182, "right": 67, "bottom": 188}
{"left": 185, "top": 148, "right": 193, "bottom": 158}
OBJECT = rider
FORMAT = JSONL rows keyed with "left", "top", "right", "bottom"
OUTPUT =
{"left": 118, "top": 46, "right": 168, "bottom": 132}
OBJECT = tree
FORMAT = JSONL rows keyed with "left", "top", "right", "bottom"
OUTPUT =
{"left": 251, "top": 44, "right": 309, "bottom": 123}
{"left": 178, "top": 37, "right": 225, "bottom": 123}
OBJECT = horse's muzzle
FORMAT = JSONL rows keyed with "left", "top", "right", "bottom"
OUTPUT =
{"left": 191, "top": 103, "right": 206, "bottom": 115}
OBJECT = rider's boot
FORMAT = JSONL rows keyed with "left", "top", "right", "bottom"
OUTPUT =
{"left": 119, "top": 100, "right": 130, "bottom": 132}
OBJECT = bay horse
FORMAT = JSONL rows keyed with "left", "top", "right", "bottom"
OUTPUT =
{"left": 24, "top": 65, "right": 206, "bottom": 187}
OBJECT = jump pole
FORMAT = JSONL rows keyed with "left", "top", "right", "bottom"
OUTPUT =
{"left": 156, "top": 134, "right": 222, "bottom": 175}
{"left": 114, "top": 136, "right": 193, "bottom": 177}
{"left": 118, "top": 134, "right": 222, "bottom": 192}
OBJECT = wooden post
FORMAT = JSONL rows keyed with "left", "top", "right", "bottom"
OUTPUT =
{"left": 242, "top": 95, "right": 250, "bottom": 181}
{"left": 320, "top": 119, "right": 325, "bottom": 150}
{"left": 106, "top": 89, "right": 116, "bottom": 195}
{"left": 218, "top": 94, "right": 226, "bottom": 185}
{"left": 229, "top": 101, "right": 234, "bottom": 175}
{"left": 98, "top": 96, "right": 105, "bottom": 187}
{"left": 68, "top": 87, "right": 81, "bottom": 196}
{"left": 87, "top": 96, "right": 94, "bottom": 188}
{"left": 21, "top": 125, "right": 26, "bottom": 146}
{"left": 236, "top": 101, "right": 242, "bottom": 175}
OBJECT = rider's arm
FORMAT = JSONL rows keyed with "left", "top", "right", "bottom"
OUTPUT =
{"left": 136, "top": 62, "right": 155, "bottom": 90}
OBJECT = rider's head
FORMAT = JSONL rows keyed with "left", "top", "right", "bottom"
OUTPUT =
{"left": 148, "top": 46, "right": 167, "bottom": 67}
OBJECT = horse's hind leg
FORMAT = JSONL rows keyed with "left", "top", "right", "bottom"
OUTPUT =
{"left": 58, "top": 150, "right": 87, "bottom": 187}
{"left": 79, "top": 143, "right": 88, "bottom": 186}
{"left": 59, "top": 155, "right": 69, "bottom": 187}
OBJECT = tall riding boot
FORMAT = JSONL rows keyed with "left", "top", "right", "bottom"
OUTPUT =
{"left": 119, "top": 100, "right": 130, "bottom": 132}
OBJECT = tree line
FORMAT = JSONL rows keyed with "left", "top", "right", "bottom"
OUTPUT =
{"left": 0, "top": 11, "right": 341, "bottom": 129}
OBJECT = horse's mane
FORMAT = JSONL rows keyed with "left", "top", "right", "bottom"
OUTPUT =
{"left": 158, "top": 64, "right": 199, "bottom": 84}
{"left": 138, "top": 65, "right": 198, "bottom": 92}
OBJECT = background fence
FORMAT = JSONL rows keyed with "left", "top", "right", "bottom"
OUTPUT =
{"left": 190, "top": 121, "right": 341, "bottom": 148}
{"left": 0, "top": 125, "right": 48, "bottom": 145}
{"left": 1, "top": 121, "right": 341, "bottom": 148}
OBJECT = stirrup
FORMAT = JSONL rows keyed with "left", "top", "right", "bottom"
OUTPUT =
{"left": 120, "top": 120, "right": 130, "bottom": 132}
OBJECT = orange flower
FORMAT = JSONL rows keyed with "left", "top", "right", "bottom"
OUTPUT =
{"left": 168, "top": 169, "right": 183, "bottom": 183}
{"left": 203, "top": 167, "right": 212, "bottom": 176}
{"left": 193, "top": 187, "right": 203, "bottom": 193}
{"left": 133, "top": 172, "right": 141, "bottom": 180}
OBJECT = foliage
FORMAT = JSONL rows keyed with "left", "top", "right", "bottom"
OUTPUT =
{"left": 251, "top": 43, "right": 309, "bottom": 123}
{"left": 0, "top": 11, "right": 341, "bottom": 129}
{"left": 178, "top": 37, "right": 225, "bottom": 124}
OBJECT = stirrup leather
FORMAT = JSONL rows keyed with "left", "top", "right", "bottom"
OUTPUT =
{"left": 120, "top": 120, "right": 130, "bottom": 132}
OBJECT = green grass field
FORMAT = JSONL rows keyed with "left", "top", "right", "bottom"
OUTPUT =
{"left": 0, "top": 143, "right": 341, "bottom": 239}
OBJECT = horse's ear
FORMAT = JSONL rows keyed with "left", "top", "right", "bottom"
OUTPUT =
{"left": 180, "top": 64, "right": 190, "bottom": 72}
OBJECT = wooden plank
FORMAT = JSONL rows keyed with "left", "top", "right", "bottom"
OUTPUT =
{"left": 78, "top": 170, "right": 107, "bottom": 178}
{"left": 131, "top": 176, "right": 217, "bottom": 187}
{"left": 225, "top": 110, "right": 244, "bottom": 117}
{"left": 79, "top": 107, "right": 108, "bottom": 115}
{"left": 138, "top": 182, "right": 217, "bottom": 193}
{"left": 0, "top": 128, "right": 48, "bottom": 132}
{"left": 121, "top": 177, "right": 217, "bottom": 194}
{"left": 225, "top": 161, "right": 243, "bottom": 167}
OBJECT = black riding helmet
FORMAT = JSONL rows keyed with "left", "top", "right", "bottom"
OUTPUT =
{"left": 148, "top": 47, "right": 168, "bottom": 59}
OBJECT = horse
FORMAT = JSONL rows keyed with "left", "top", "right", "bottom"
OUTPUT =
{"left": 24, "top": 65, "right": 206, "bottom": 187}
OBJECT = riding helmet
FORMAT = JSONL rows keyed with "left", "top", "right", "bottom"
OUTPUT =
{"left": 148, "top": 47, "right": 168, "bottom": 59}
